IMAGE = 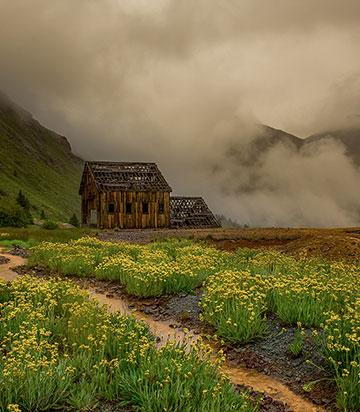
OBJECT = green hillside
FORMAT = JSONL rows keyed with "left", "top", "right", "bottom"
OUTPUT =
{"left": 0, "top": 92, "right": 83, "bottom": 221}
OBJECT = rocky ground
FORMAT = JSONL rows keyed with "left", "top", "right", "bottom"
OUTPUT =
{"left": 0, "top": 255, "right": 10, "bottom": 264}
{"left": 5, "top": 244, "right": 30, "bottom": 258}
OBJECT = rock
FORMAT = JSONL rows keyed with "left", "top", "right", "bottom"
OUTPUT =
{"left": 0, "top": 255, "right": 10, "bottom": 265}
{"left": 58, "top": 223, "right": 76, "bottom": 229}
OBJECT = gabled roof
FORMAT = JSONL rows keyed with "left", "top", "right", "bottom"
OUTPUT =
{"left": 170, "top": 196, "right": 220, "bottom": 228}
{"left": 79, "top": 161, "right": 172, "bottom": 194}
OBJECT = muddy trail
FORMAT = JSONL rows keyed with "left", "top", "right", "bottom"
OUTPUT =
{"left": 0, "top": 252, "right": 329, "bottom": 412}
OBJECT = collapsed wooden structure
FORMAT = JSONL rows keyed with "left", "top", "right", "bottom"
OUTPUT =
{"left": 79, "top": 161, "right": 220, "bottom": 229}
{"left": 170, "top": 196, "right": 220, "bottom": 228}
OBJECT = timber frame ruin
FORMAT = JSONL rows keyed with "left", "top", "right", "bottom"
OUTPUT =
{"left": 170, "top": 196, "right": 220, "bottom": 228}
{"left": 79, "top": 161, "right": 220, "bottom": 229}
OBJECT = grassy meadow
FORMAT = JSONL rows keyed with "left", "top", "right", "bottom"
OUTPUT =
{"left": 0, "top": 275, "right": 255, "bottom": 412}
{"left": 26, "top": 237, "right": 360, "bottom": 411}
{"left": 0, "top": 227, "right": 93, "bottom": 249}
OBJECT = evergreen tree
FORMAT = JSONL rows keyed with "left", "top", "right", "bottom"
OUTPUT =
{"left": 16, "top": 190, "right": 30, "bottom": 211}
{"left": 69, "top": 213, "right": 80, "bottom": 227}
{"left": 16, "top": 190, "right": 33, "bottom": 224}
{"left": 40, "top": 209, "right": 46, "bottom": 220}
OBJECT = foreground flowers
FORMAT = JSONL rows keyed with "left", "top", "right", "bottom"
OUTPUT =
{"left": 0, "top": 275, "right": 255, "bottom": 412}
{"left": 30, "top": 237, "right": 360, "bottom": 410}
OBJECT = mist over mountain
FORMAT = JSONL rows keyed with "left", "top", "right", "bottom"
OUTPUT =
{"left": 306, "top": 127, "right": 360, "bottom": 165}
{"left": 208, "top": 122, "right": 360, "bottom": 227}
{"left": 1, "top": 89, "right": 360, "bottom": 228}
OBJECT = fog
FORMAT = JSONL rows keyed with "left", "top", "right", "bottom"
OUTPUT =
{"left": 1, "top": 0, "right": 360, "bottom": 226}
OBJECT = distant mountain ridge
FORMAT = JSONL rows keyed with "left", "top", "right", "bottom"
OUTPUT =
{"left": 0, "top": 91, "right": 83, "bottom": 221}
{"left": 306, "top": 127, "right": 360, "bottom": 165}
{"left": 247, "top": 124, "right": 360, "bottom": 164}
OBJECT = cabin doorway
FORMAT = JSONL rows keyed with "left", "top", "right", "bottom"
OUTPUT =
{"left": 90, "top": 209, "right": 97, "bottom": 227}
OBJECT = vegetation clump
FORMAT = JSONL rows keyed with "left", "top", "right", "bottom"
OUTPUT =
{"left": 42, "top": 220, "right": 59, "bottom": 230}
{"left": 0, "top": 276, "right": 255, "bottom": 412}
{"left": 288, "top": 324, "right": 304, "bottom": 357}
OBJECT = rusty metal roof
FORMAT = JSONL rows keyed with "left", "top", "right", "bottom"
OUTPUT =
{"left": 79, "top": 161, "right": 172, "bottom": 194}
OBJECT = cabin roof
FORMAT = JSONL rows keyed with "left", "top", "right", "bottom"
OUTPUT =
{"left": 170, "top": 196, "right": 220, "bottom": 228}
{"left": 79, "top": 161, "right": 172, "bottom": 194}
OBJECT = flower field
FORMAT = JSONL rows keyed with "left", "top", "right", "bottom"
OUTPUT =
{"left": 0, "top": 275, "right": 255, "bottom": 412}
{"left": 28, "top": 237, "right": 360, "bottom": 410}
{"left": 29, "top": 238, "right": 226, "bottom": 297}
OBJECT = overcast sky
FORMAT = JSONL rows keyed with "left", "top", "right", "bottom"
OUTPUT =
{"left": 1, "top": 0, "right": 360, "bottom": 226}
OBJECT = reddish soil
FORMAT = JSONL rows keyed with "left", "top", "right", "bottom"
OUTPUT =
{"left": 98, "top": 227, "right": 360, "bottom": 262}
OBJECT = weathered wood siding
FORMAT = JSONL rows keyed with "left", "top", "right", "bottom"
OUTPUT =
{"left": 99, "top": 191, "right": 170, "bottom": 229}
{"left": 81, "top": 169, "right": 101, "bottom": 227}
{"left": 81, "top": 168, "right": 170, "bottom": 229}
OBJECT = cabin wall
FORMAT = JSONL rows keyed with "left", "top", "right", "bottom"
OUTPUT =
{"left": 81, "top": 170, "right": 101, "bottom": 227}
{"left": 99, "top": 191, "right": 170, "bottom": 229}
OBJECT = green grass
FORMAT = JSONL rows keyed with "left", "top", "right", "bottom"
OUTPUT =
{"left": 0, "top": 98, "right": 82, "bottom": 221}
{"left": 0, "top": 239, "right": 36, "bottom": 249}
{"left": 29, "top": 238, "right": 226, "bottom": 297}
{"left": 0, "top": 276, "right": 256, "bottom": 412}
{"left": 288, "top": 326, "right": 304, "bottom": 357}
{"left": 28, "top": 238, "right": 360, "bottom": 411}
{"left": 0, "top": 226, "right": 93, "bottom": 246}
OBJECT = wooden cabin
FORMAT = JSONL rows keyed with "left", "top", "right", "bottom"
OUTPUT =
{"left": 170, "top": 196, "right": 220, "bottom": 228}
{"left": 79, "top": 161, "right": 172, "bottom": 229}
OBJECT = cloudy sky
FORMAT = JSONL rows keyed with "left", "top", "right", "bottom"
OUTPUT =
{"left": 1, "top": 0, "right": 360, "bottom": 226}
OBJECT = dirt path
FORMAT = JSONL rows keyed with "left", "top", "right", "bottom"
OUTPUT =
{"left": 0, "top": 252, "right": 26, "bottom": 281}
{"left": 0, "top": 254, "right": 324, "bottom": 412}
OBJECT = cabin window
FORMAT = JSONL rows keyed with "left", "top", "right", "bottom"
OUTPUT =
{"left": 108, "top": 203, "right": 115, "bottom": 214}
{"left": 126, "top": 203, "right": 132, "bottom": 214}
{"left": 158, "top": 203, "right": 164, "bottom": 214}
{"left": 142, "top": 202, "right": 149, "bottom": 214}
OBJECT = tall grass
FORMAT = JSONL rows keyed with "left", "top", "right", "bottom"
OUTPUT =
{"left": 28, "top": 238, "right": 360, "bottom": 410}
{"left": 29, "top": 238, "right": 225, "bottom": 297}
{"left": 0, "top": 226, "right": 92, "bottom": 245}
{"left": 0, "top": 276, "right": 256, "bottom": 412}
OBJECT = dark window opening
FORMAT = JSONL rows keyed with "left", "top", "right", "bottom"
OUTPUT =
{"left": 142, "top": 202, "right": 149, "bottom": 214}
{"left": 126, "top": 203, "right": 132, "bottom": 214}
{"left": 108, "top": 203, "right": 115, "bottom": 214}
{"left": 158, "top": 203, "right": 164, "bottom": 214}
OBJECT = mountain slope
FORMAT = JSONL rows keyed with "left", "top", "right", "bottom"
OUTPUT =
{"left": 0, "top": 91, "right": 83, "bottom": 221}
{"left": 246, "top": 124, "right": 360, "bottom": 166}
{"left": 305, "top": 127, "right": 360, "bottom": 165}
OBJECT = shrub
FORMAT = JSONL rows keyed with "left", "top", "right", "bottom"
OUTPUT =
{"left": 43, "top": 220, "right": 59, "bottom": 230}
{"left": 0, "top": 202, "right": 33, "bottom": 228}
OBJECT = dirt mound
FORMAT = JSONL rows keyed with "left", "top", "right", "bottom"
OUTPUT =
{"left": 281, "top": 234, "right": 360, "bottom": 263}
{"left": 98, "top": 227, "right": 360, "bottom": 262}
